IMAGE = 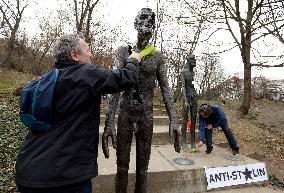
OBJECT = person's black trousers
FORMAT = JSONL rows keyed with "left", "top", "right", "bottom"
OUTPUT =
{"left": 17, "top": 179, "right": 92, "bottom": 193}
{"left": 205, "top": 122, "right": 239, "bottom": 151}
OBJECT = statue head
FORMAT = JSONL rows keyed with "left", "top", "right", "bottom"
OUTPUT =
{"left": 186, "top": 54, "right": 196, "bottom": 69}
{"left": 134, "top": 8, "right": 155, "bottom": 45}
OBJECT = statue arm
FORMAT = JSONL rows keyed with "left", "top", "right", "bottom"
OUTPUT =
{"left": 104, "top": 93, "right": 120, "bottom": 133}
{"left": 102, "top": 46, "right": 128, "bottom": 158}
{"left": 156, "top": 56, "right": 177, "bottom": 124}
{"left": 180, "top": 72, "right": 189, "bottom": 108}
{"left": 102, "top": 93, "right": 119, "bottom": 159}
{"left": 156, "top": 54, "right": 181, "bottom": 152}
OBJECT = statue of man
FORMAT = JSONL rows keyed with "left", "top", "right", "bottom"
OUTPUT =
{"left": 102, "top": 8, "right": 181, "bottom": 193}
{"left": 180, "top": 54, "right": 198, "bottom": 152}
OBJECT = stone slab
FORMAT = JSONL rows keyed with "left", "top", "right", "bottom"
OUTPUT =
{"left": 100, "top": 115, "right": 170, "bottom": 125}
{"left": 101, "top": 108, "right": 168, "bottom": 116}
{"left": 98, "top": 126, "right": 200, "bottom": 146}
{"left": 93, "top": 145, "right": 264, "bottom": 193}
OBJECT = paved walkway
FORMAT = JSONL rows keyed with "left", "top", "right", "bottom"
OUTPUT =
{"left": 209, "top": 186, "right": 284, "bottom": 193}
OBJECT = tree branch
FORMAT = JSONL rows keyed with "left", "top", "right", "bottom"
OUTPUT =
{"left": 252, "top": 22, "right": 284, "bottom": 43}
{"left": 251, "top": 62, "right": 284, "bottom": 68}
{"left": 252, "top": 18, "right": 284, "bottom": 33}
{"left": 200, "top": 28, "right": 222, "bottom": 43}
{"left": 202, "top": 44, "right": 238, "bottom": 55}
{"left": 221, "top": 0, "right": 242, "bottom": 50}
{"left": 73, "top": 0, "right": 79, "bottom": 29}
{"left": 0, "top": 6, "right": 13, "bottom": 30}
{"left": 1, "top": 0, "right": 17, "bottom": 20}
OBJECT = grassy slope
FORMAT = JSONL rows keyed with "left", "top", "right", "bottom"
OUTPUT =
{"left": 0, "top": 69, "right": 33, "bottom": 192}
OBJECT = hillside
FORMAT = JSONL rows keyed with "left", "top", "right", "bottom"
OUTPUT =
{"left": 0, "top": 68, "right": 283, "bottom": 192}
{"left": 212, "top": 99, "right": 284, "bottom": 185}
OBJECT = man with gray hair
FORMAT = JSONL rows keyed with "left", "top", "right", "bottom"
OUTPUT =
{"left": 15, "top": 33, "right": 152, "bottom": 193}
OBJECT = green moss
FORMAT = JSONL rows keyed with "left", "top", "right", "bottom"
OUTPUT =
{"left": 0, "top": 69, "right": 30, "bottom": 193}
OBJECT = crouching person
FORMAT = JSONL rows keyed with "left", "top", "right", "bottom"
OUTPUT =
{"left": 197, "top": 104, "right": 239, "bottom": 155}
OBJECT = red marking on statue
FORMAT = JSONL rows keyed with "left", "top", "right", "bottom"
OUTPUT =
{"left": 187, "top": 121, "right": 191, "bottom": 132}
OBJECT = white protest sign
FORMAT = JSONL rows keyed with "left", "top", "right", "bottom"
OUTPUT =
{"left": 205, "top": 162, "right": 268, "bottom": 190}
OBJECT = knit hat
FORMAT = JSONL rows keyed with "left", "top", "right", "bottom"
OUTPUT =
{"left": 198, "top": 104, "right": 212, "bottom": 118}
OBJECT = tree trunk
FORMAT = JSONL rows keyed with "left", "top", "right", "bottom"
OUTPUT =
{"left": 174, "top": 75, "right": 181, "bottom": 102}
{"left": 240, "top": 39, "right": 252, "bottom": 115}
{"left": 5, "top": 32, "right": 16, "bottom": 68}
{"left": 239, "top": 0, "right": 253, "bottom": 115}
{"left": 240, "top": 62, "right": 251, "bottom": 115}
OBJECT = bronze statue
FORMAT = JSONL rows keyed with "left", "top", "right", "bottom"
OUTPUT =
{"left": 180, "top": 54, "right": 198, "bottom": 152}
{"left": 102, "top": 8, "right": 181, "bottom": 193}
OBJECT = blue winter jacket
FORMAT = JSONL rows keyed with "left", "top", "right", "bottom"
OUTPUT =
{"left": 198, "top": 104, "right": 227, "bottom": 141}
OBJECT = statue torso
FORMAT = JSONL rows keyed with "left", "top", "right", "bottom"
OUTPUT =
{"left": 182, "top": 70, "right": 197, "bottom": 98}
{"left": 116, "top": 46, "right": 163, "bottom": 112}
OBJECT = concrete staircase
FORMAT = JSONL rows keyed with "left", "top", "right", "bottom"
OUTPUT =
{"left": 93, "top": 107, "right": 267, "bottom": 193}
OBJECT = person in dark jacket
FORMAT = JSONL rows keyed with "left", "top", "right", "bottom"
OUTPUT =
{"left": 15, "top": 33, "right": 146, "bottom": 193}
{"left": 198, "top": 104, "right": 239, "bottom": 155}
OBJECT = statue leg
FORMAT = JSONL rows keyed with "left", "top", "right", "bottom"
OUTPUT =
{"left": 115, "top": 111, "right": 133, "bottom": 193}
{"left": 181, "top": 104, "right": 189, "bottom": 151}
{"left": 189, "top": 99, "right": 198, "bottom": 150}
{"left": 134, "top": 116, "right": 153, "bottom": 193}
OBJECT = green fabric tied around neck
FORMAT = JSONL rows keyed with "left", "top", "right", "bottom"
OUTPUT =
{"left": 139, "top": 45, "right": 156, "bottom": 57}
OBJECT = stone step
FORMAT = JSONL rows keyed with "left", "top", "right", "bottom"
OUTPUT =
{"left": 101, "top": 108, "right": 168, "bottom": 116}
{"left": 93, "top": 145, "right": 266, "bottom": 193}
{"left": 98, "top": 125, "right": 200, "bottom": 146}
{"left": 153, "top": 108, "right": 168, "bottom": 116}
{"left": 100, "top": 115, "right": 171, "bottom": 125}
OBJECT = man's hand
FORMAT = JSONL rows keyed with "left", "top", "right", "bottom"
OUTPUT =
{"left": 102, "top": 127, "right": 117, "bottom": 159}
{"left": 128, "top": 45, "right": 156, "bottom": 64}
{"left": 206, "top": 124, "right": 213, "bottom": 129}
{"left": 128, "top": 52, "right": 142, "bottom": 63}
{"left": 197, "top": 140, "right": 205, "bottom": 147}
{"left": 169, "top": 120, "right": 181, "bottom": 153}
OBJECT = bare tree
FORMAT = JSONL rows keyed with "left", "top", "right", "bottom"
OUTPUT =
{"left": 196, "top": 53, "right": 226, "bottom": 98}
{"left": 251, "top": 75, "right": 282, "bottom": 100}
{"left": 73, "top": 0, "right": 100, "bottom": 43}
{"left": 165, "top": 45, "right": 185, "bottom": 100}
{"left": 0, "top": 0, "right": 28, "bottom": 68}
{"left": 26, "top": 9, "right": 70, "bottom": 74}
{"left": 161, "top": 0, "right": 222, "bottom": 101}
{"left": 176, "top": 0, "right": 223, "bottom": 55}
{"left": 252, "top": 76, "right": 270, "bottom": 99}
{"left": 201, "top": 75, "right": 243, "bottom": 100}
{"left": 220, "top": 0, "right": 284, "bottom": 115}
{"left": 257, "top": 0, "right": 284, "bottom": 45}
{"left": 152, "top": 0, "right": 161, "bottom": 47}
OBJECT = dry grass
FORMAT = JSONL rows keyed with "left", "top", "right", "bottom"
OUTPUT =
{"left": 214, "top": 100, "right": 284, "bottom": 184}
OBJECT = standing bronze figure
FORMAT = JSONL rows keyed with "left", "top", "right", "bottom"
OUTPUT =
{"left": 180, "top": 54, "right": 198, "bottom": 152}
{"left": 102, "top": 8, "right": 181, "bottom": 193}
